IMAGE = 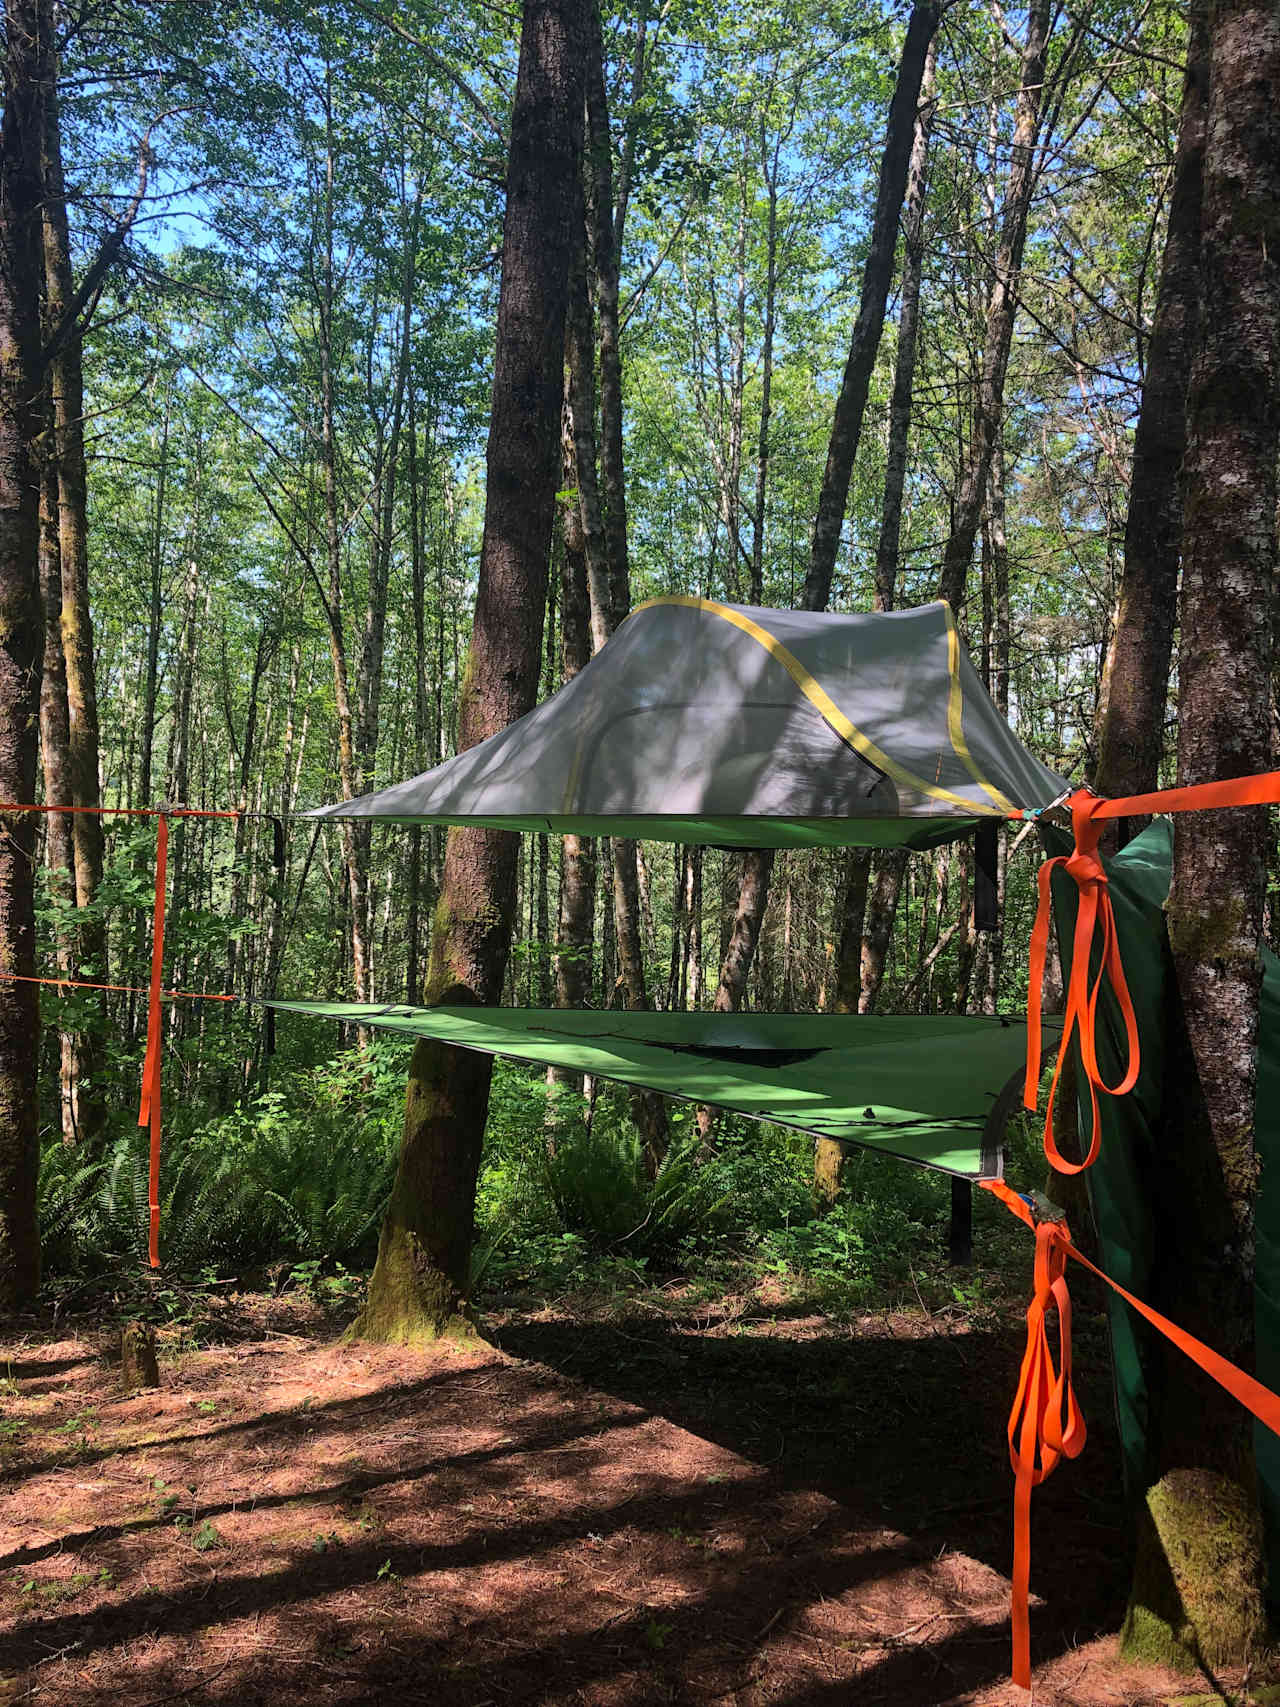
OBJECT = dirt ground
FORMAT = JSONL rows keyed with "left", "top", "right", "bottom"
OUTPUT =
{"left": 0, "top": 1284, "right": 1265, "bottom": 1706}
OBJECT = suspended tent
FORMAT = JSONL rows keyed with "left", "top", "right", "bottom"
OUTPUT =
{"left": 308, "top": 597, "right": 1066, "bottom": 847}
{"left": 293, "top": 595, "right": 1070, "bottom": 1180}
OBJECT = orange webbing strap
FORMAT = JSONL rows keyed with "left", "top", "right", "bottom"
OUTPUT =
{"left": 1023, "top": 790, "right": 1139, "bottom": 1172}
{"left": 1089, "top": 769, "right": 1280, "bottom": 821}
{"left": 983, "top": 1179, "right": 1086, "bottom": 1686}
{"left": 1023, "top": 772, "right": 1280, "bottom": 1175}
{"left": 982, "top": 1177, "right": 1280, "bottom": 1689}
{"left": 138, "top": 815, "right": 168, "bottom": 1269}
{"left": 0, "top": 799, "right": 245, "bottom": 1272}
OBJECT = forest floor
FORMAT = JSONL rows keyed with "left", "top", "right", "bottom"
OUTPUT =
{"left": 0, "top": 1280, "right": 1271, "bottom": 1707}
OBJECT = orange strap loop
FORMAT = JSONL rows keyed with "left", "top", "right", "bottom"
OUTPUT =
{"left": 982, "top": 1177, "right": 1280, "bottom": 1688}
{"left": 1023, "top": 790, "right": 1140, "bottom": 1172}
{"left": 1023, "top": 772, "right": 1280, "bottom": 1175}
{"left": 983, "top": 1179, "right": 1086, "bottom": 1687}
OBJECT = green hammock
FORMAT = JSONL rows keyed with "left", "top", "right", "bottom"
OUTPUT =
{"left": 265, "top": 1001, "right": 1062, "bottom": 1180}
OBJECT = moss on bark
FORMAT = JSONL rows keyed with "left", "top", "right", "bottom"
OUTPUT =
{"left": 1121, "top": 1469, "right": 1267, "bottom": 1671}
{"left": 349, "top": 1224, "right": 479, "bottom": 1346}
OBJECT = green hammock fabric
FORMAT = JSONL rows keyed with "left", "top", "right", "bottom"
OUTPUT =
{"left": 266, "top": 1002, "right": 1060, "bottom": 1180}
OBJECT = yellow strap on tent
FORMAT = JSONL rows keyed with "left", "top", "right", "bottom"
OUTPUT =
{"left": 940, "top": 602, "right": 1017, "bottom": 813}
{"left": 632, "top": 595, "right": 1011, "bottom": 817}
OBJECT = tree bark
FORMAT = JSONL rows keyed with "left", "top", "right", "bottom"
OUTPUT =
{"left": 0, "top": 0, "right": 49, "bottom": 1308}
{"left": 1093, "top": 3, "right": 1209, "bottom": 815}
{"left": 803, "top": 0, "right": 939, "bottom": 613}
{"left": 829, "top": 43, "right": 937, "bottom": 1041}
{"left": 355, "top": 0, "right": 584, "bottom": 1343}
{"left": 41, "top": 43, "right": 107, "bottom": 1140}
{"left": 37, "top": 398, "right": 77, "bottom": 1145}
{"left": 548, "top": 433, "right": 596, "bottom": 1106}
{"left": 873, "top": 38, "right": 936, "bottom": 616}
{"left": 937, "top": 0, "right": 1053, "bottom": 614}
{"left": 41, "top": 55, "right": 105, "bottom": 945}
{"left": 1123, "top": 0, "right": 1280, "bottom": 1667}
{"left": 708, "top": 7, "right": 940, "bottom": 1043}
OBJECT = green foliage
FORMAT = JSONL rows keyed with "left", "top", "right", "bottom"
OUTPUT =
{"left": 38, "top": 1041, "right": 407, "bottom": 1279}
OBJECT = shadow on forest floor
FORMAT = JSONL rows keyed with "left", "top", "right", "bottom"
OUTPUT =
{"left": 0, "top": 1285, "right": 1239, "bottom": 1706}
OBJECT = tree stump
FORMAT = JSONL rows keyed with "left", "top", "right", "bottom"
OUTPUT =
{"left": 120, "top": 1321, "right": 159, "bottom": 1391}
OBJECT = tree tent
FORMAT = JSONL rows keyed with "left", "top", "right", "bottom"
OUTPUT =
{"left": 289, "top": 595, "right": 1070, "bottom": 1181}
{"left": 307, "top": 596, "right": 1067, "bottom": 847}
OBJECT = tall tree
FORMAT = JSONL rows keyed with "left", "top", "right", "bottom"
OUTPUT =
{"left": 1123, "top": 0, "right": 1280, "bottom": 1666}
{"left": 354, "top": 0, "right": 585, "bottom": 1341}
{"left": 0, "top": 0, "right": 50, "bottom": 1307}
{"left": 937, "top": 0, "right": 1054, "bottom": 614}
{"left": 1093, "top": 4, "right": 1209, "bottom": 809}
{"left": 816, "top": 37, "right": 938, "bottom": 1201}
{"left": 707, "top": 1, "right": 942, "bottom": 1037}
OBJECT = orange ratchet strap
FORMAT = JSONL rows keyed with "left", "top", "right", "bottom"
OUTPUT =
{"left": 1022, "top": 771, "right": 1280, "bottom": 1174}
{"left": 982, "top": 1178, "right": 1280, "bottom": 1688}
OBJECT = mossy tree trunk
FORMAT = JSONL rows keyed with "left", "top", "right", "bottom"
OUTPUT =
{"left": 1093, "top": 2, "right": 1208, "bottom": 822}
{"left": 1122, "top": 0, "right": 1280, "bottom": 1667}
{"left": 353, "top": 0, "right": 585, "bottom": 1344}
{"left": 0, "top": 0, "right": 49, "bottom": 1310}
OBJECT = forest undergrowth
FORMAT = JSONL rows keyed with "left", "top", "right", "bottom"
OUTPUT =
{"left": 34, "top": 1039, "right": 1036, "bottom": 1336}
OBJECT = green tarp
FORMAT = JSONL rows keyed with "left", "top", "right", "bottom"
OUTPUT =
{"left": 266, "top": 1001, "right": 1063, "bottom": 1180}
{"left": 306, "top": 599, "right": 1066, "bottom": 848}
{"left": 1048, "top": 821, "right": 1280, "bottom": 1607}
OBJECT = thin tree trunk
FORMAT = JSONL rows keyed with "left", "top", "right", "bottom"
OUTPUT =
{"left": 315, "top": 65, "right": 372, "bottom": 1008}
{"left": 873, "top": 38, "right": 936, "bottom": 615}
{"left": 803, "top": 1, "right": 940, "bottom": 612}
{"left": 1123, "top": 0, "right": 1280, "bottom": 1665}
{"left": 709, "top": 7, "right": 940, "bottom": 1051}
{"left": 406, "top": 389, "right": 429, "bottom": 1004}
{"left": 829, "top": 44, "right": 937, "bottom": 1042}
{"left": 38, "top": 394, "right": 77, "bottom": 1145}
{"left": 0, "top": 0, "right": 49, "bottom": 1307}
{"left": 580, "top": 19, "right": 669, "bottom": 1169}
{"left": 1093, "top": 3, "right": 1209, "bottom": 817}
{"left": 41, "top": 43, "right": 107, "bottom": 1140}
{"left": 937, "top": 0, "right": 1052, "bottom": 614}
{"left": 355, "top": 0, "right": 584, "bottom": 1342}
{"left": 42, "top": 53, "right": 104, "bottom": 950}
{"left": 138, "top": 383, "right": 168, "bottom": 807}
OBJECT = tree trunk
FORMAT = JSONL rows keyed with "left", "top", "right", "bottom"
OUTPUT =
{"left": 708, "top": 7, "right": 940, "bottom": 1044}
{"left": 1123, "top": 0, "right": 1280, "bottom": 1667}
{"left": 827, "top": 43, "right": 937, "bottom": 1050}
{"left": 354, "top": 0, "right": 584, "bottom": 1343}
{"left": 873, "top": 38, "right": 936, "bottom": 616}
{"left": 0, "top": 0, "right": 49, "bottom": 1309}
{"left": 37, "top": 405, "right": 77, "bottom": 1145}
{"left": 583, "top": 0, "right": 629, "bottom": 626}
{"left": 1093, "top": 3, "right": 1209, "bottom": 817}
{"left": 937, "top": 0, "right": 1053, "bottom": 614}
{"left": 41, "top": 57, "right": 105, "bottom": 949}
{"left": 41, "top": 46, "right": 106, "bottom": 1140}
{"left": 547, "top": 460, "right": 596, "bottom": 1108}
{"left": 579, "top": 19, "right": 669, "bottom": 1168}
{"left": 803, "top": 0, "right": 939, "bottom": 613}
